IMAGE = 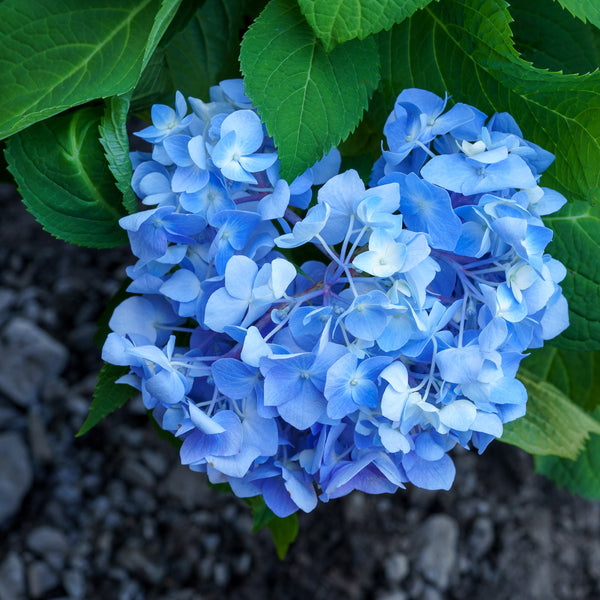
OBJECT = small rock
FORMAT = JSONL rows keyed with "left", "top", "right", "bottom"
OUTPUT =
{"left": 27, "top": 408, "right": 53, "bottom": 463}
{"left": 121, "top": 459, "right": 156, "bottom": 490}
{"left": 586, "top": 542, "right": 600, "bottom": 581}
{"left": 0, "top": 289, "right": 16, "bottom": 319}
{"left": 384, "top": 553, "right": 410, "bottom": 584}
{"left": 26, "top": 526, "right": 69, "bottom": 570}
{"left": 115, "top": 546, "right": 165, "bottom": 585}
{"left": 0, "top": 432, "right": 33, "bottom": 524}
{"left": 468, "top": 517, "right": 495, "bottom": 559}
{"left": 27, "top": 561, "right": 59, "bottom": 599}
{"left": 0, "top": 551, "right": 26, "bottom": 600}
{"left": 62, "top": 570, "right": 86, "bottom": 600}
{"left": 140, "top": 449, "right": 169, "bottom": 478}
{"left": 376, "top": 592, "right": 408, "bottom": 600}
{"left": 213, "top": 562, "right": 230, "bottom": 587}
{"left": 421, "top": 586, "right": 443, "bottom": 600}
{"left": 416, "top": 515, "right": 459, "bottom": 591}
{"left": 233, "top": 553, "right": 252, "bottom": 576}
{"left": 160, "top": 464, "right": 214, "bottom": 510}
{"left": 343, "top": 491, "right": 368, "bottom": 524}
{"left": 0, "top": 318, "right": 68, "bottom": 407}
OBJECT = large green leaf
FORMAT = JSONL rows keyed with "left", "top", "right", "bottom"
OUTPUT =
{"left": 544, "top": 201, "right": 600, "bottom": 350}
{"left": 132, "top": 0, "right": 265, "bottom": 110}
{"left": 373, "top": 0, "right": 600, "bottom": 350}
{"left": 240, "top": 0, "right": 380, "bottom": 180}
{"left": 0, "top": 0, "right": 163, "bottom": 139}
{"left": 5, "top": 106, "right": 129, "bottom": 247}
{"left": 297, "top": 0, "right": 436, "bottom": 50}
{"left": 77, "top": 363, "right": 137, "bottom": 436}
{"left": 535, "top": 408, "right": 600, "bottom": 501}
{"left": 99, "top": 94, "right": 138, "bottom": 214}
{"left": 523, "top": 346, "right": 600, "bottom": 413}
{"left": 510, "top": 0, "right": 600, "bottom": 75}
{"left": 555, "top": 0, "right": 600, "bottom": 29}
{"left": 165, "top": 0, "right": 265, "bottom": 99}
{"left": 501, "top": 370, "right": 600, "bottom": 458}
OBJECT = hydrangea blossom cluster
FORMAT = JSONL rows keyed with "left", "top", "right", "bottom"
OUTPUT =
{"left": 103, "top": 81, "right": 569, "bottom": 517}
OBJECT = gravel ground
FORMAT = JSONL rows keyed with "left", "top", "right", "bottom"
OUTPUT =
{"left": 1, "top": 182, "right": 600, "bottom": 600}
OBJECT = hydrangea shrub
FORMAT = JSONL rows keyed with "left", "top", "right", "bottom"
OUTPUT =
{"left": 2, "top": 0, "right": 600, "bottom": 555}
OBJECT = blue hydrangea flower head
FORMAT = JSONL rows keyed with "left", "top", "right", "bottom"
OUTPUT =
{"left": 103, "top": 81, "right": 569, "bottom": 516}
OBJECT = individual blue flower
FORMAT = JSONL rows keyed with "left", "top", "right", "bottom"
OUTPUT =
{"left": 384, "top": 172, "right": 461, "bottom": 251}
{"left": 324, "top": 354, "right": 391, "bottom": 419}
{"left": 210, "top": 110, "right": 277, "bottom": 183}
{"left": 162, "top": 134, "right": 209, "bottom": 193}
{"left": 421, "top": 151, "right": 537, "bottom": 196}
{"left": 134, "top": 91, "right": 193, "bottom": 143}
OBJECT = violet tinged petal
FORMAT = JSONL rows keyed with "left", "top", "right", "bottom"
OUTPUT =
{"left": 212, "top": 358, "right": 259, "bottom": 399}
{"left": 403, "top": 452, "right": 456, "bottom": 490}
{"left": 160, "top": 269, "right": 201, "bottom": 303}
{"left": 262, "top": 477, "right": 299, "bottom": 517}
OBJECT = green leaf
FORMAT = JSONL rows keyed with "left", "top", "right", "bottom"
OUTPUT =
{"left": 165, "top": 0, "right": 265, "bottom": 99}
{"left": 77, "top": 363, "right": 136, "bottom": 436}
{"left": 555, "top": 0, "right": 600, "bottom": 29}
{"left": 246, "top": 496, "right": 277, "bottom": 531}
{"left": 132, "top": 0, "right": 265, "bottom": 109}
{"left": 500, "top": 370, "right": 600, "bottom": 458}
{"left": 298, "top": 0, "right": 436, "bottom": 50}
{"left": 5, "top": 106, "right": 129, "bottom": 248}
{"left": 510, "top": 0, "right": 600, "bottom": 75}
{"left": 244, "top": 495, "right": 298, "bottom": 559}
{"left": 240, "top": 0, "right": 380, "bottom": 180}
{"left": 99, "top": 94, "right": 138, "bottom": 214}
{"left": 0, "top": 0, "right": 163, "bottom": 139}
{"left": 372, "top": 0, "right": 600, "bottom": 350}
{"left": 267, "top": 513, "right": 299, "bottom": 560}
{"left": 535, "top": 407, "right": 600, "bottom": 501}
{"left": 544, "top": 201, "right": 600, "bottom": 350}
{"left": 523, "top": 346, "right": 600, "bottom": 413}
{"left": 141, "top": 0, "right": 184, "bottom": 70}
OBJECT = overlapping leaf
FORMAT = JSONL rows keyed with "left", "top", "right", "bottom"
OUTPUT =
{"left": 510, "top": 0, "right": 600, "bottom": 75}
{"left": 501, "top": 370, "right": 600, "bottom": 458}
{"left": 5, "top": 107, "right": 129, "bottom": 247}
{"left": 78, "top": 363, "right": 137, "bottom": 436}
{"left": 535, "top": 408, "right": 600, "bottom": 501}
{"left": 545, "top": 201, "right": 600, "bottom": 350}
{"left": 523, "top": 346, "right": 600, "bottom": 413}
{"left": 297, "top": 0, "right": 436, "bottom": 50}
{"left": 141, "top": 0, "right": 184, "bottom": 70}
{"left": 133, "top": 0, "right": 264, "bottom": 109}
{"left": 99, "top": 94, "right": 138, "bottom": 214}
{"left": 0, "top": 0, "right": 163, "bottom": 139}
{"left": 240, "top": 0, "right": 380, "bottom": 180}
{"left": 556, "top": 0, "right": 600, "bottom": 29}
